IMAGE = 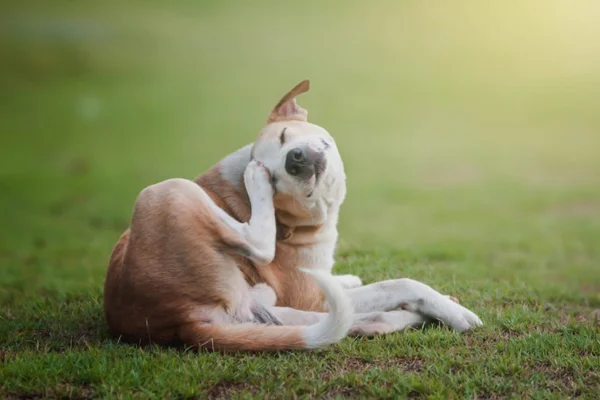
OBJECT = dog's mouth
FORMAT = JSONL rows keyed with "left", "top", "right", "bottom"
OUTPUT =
{"left": 314, "top": 157, "right": 326, "bottom": 184}
{"left": 306, "top": 158, "right": 326, "bottom": 198}
{"left": 270, "top": 174, "right": 279, "bottom": 192}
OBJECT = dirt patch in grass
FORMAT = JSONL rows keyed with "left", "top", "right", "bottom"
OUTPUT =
{"left": 316, "top": 356, "right": 425, "bottom": 398}
{"left": 469, "top": 392, "right": 518, "bottom": 400}
{"left": 543, "top": 303, "right": 600, "bottom": 327}
{"left": 206, "top": 381, "right": 258, "bottom": 400}
{"left": 322, "top": 387, "right": 424, "bottom": 400}
{"left": 5, "top": 383, "right": 94, "bottom": 400}
{"left": 322, "top": 386, "right": 369, "bottom": 400}
{"left": 322, "top": 355, "right": 424, "bottom": 379}
{"left": 322, "top": 384, "right": 423, "bottom": 400}
{"left": 530, "top": 361, "right": 600, "bottom": 396}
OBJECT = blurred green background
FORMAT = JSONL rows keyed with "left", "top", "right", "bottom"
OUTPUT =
{"left": 1, "top": 1, "right": 600, "bottom": 398}
{"left": 1, "top": 0, "right": 599, "bottom": 312}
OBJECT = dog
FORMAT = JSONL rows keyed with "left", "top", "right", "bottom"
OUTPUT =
{"left": 103, "top": 80, "right": 482, "bottom": 352}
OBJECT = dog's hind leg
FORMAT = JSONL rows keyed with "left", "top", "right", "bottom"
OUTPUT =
{"left": 268, "top": 307, "right": 428, "bottom": 336}
{"left": 345, "top": 279, "right": 483, "bottom": 332}
{"left": 350, "top": 311, "right": 428, "bottom": 336}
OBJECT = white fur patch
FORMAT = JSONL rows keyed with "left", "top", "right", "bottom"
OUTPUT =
{"left": 300, "top": 269, "right": 353, "bottom": 348}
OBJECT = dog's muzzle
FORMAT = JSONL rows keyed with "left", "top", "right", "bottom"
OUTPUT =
{"left": 285, "top": 147, "right": 326, "bottom": 182}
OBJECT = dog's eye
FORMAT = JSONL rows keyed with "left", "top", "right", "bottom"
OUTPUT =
{"left": 321, "top": 139, "right": 330, "bottom": 149}
{"left": 279, "top": 128, "right": 287, "bottom": 145}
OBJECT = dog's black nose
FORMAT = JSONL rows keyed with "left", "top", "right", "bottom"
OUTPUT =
{"left": 285, "top": 148, "right": 307, "bottom": 176}
{"left": 285, "top": 147, "right": 326, "bottom": 181}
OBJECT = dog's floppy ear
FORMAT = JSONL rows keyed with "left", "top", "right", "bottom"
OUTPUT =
{"left": 267, "top": 79, "right": 310, "bottom": 123}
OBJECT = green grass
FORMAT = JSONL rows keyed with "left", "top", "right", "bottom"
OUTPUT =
{"left": 1, "top": 0, "right": 600, "bottom": 398}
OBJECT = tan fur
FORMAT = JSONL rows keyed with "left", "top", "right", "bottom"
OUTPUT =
{"left": 177, "top": 323, "right": 305, "bottom": 352}
{"left": 103, "top": 80, "right": 329, "bottom": 351}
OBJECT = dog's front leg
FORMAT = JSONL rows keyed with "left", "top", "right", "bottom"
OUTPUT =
{"left": 346, "top": 279, "right": 483, "bottom": 331}
{"left": 241, "top": 160, "right": 277, "bottom": 264}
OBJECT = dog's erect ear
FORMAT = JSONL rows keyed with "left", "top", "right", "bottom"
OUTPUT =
{"left": 267, "top": 79, "right": 310, "bottom": 123}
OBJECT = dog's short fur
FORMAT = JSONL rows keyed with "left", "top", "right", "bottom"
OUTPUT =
{"left": 103, "top": 80, "right": 482, "bottom": 352}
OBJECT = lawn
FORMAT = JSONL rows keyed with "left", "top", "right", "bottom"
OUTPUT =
{"left": 1, "top": 1, "right": 599, "bottom": 398}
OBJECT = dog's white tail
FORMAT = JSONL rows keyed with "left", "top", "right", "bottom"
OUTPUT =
{"left": 300, "top": 268, "right": 354, "bottom": 348}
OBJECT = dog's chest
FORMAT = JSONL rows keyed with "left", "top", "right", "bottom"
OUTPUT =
{"left": 275, "top": 271, "right": 327, "bottom": 311}
{"left": 270, "top": 238, "right": 336, "bottom": 311}
{"left": 276, "top": 223, "right": 337, "bottom": 270}
{"left": 236, "top": 236, "right": 336, "bottom": 311}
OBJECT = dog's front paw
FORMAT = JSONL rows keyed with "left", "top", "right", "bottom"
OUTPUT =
{"left": 243, "top": 160, "right": 276, "bottom": 265}
{"left": 443, "top": 301, "right": 483, "bottom": 332}
{"left": 244, "top": 160, "right": 273, "bottom": 200}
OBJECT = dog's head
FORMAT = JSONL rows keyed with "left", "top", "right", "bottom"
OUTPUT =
{"left": 251, "top": 80, "right": 346, "bottom": 225}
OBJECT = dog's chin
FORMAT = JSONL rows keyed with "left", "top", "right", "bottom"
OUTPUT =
{"left": 272, "top": 174, "right": 318, "bottom": 199}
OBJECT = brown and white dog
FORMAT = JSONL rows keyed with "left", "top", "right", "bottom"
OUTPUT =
{"left": 103, "top": 80, "right": 482, "bottom": 352}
